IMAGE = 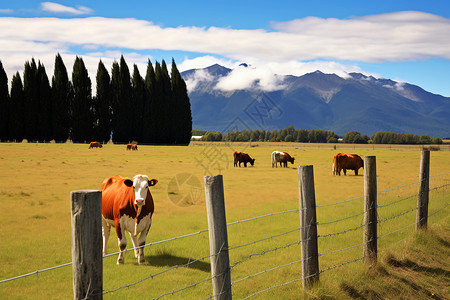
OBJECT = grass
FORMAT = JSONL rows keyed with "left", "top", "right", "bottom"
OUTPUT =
{"left": 0, "top": 141, "right": 448, "bottom": 299}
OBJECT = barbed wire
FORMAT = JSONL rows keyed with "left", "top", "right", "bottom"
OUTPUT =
{"left": 316, "top": 195, "right": 363, "bottom": 208}
{"left": 377, "top": 194, "right": 417, "bottom": 209}
{"left": 318, "top": 241, "right": 364, "bottom": 257}
{"left": 231, "top": 240, "right": 301, "bottom": 269}
{"left": 242, "top": 273, "right": 316, "bottom": 299}
{"left": 378, "top": 206, "right": 417, "bottom": 223}
{"left": 229, "top": 227, "right": 301, "bottom": 251}
{"left": 0, "top": 262, "right": 72, "bottom": 284}
{"left": 318, "top": 222, "right": 366, "bottom": 238}
{"left": 319, "top": 256, "right": 364, "bottom": 274}
{"left": 317, "top": 210, "right": 365, "bottom": 226}
{"left": 226, "top": 209, "right": 300, "bottom": 226}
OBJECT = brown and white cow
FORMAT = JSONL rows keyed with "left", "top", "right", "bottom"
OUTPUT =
{"left": 89, "top": 141, "right": 103, "bottom": 149}
{"left": 333, "top": 153, "right": 364, "bottom": 176}
{"left": 101, "top": 174, "right": 158, "bottom": 264}
{"left": 131, "top": 144, "right": 138, "bottom": 151}
{"left": 233, "top": 151, "right": 255, "bottom": 167}
{"left": 271, "top": 151, "right": 295, "bottom": 168}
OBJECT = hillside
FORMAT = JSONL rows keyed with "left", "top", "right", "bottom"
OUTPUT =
{"left": 181, "top": 64, "right": 450, "bottom": 137}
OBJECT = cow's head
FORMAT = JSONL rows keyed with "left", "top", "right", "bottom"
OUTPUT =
{"left": 250, "top": 158, "right": 255, "bottom": 166}
{"left": 124, "top": 174, "right": 158, "bottom": 207}
{"left": 289, "top": 157, "right": 295, "bottom": 164}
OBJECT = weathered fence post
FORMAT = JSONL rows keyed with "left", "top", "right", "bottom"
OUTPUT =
{"left": 363, "top": 156, "right": 377, "bottom": 265}
{"left": 416, "top": 150, "right": 430, "bottom": 230}
{"left": 71, "top": 190, "right": 103, "bottom": 300}
{"left": 204, "top": 175, "right": 232, "bottom": 300}
{"left": 298, "top": 165, "right": 319, "bottom": 289}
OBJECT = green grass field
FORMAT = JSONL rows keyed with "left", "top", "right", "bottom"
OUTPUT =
{"left": 0, "top": 142, "right": 449, "bottom": 299}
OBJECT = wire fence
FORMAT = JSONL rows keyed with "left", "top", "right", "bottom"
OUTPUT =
{"left": 1, "top": 170, "right": 449, "bottom": 299}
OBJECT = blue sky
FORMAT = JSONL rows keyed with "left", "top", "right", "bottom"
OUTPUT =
{"left": 1, "top": 1, "right": 450, "bottom": 96}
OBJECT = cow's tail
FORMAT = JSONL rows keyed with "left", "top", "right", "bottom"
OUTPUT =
{"left": 335, "top": 154, "right": 341, "bottom": 176}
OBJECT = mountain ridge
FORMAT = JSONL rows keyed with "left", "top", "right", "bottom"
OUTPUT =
{"left": 181, "top": 65, "right": 450, "bottom": 137}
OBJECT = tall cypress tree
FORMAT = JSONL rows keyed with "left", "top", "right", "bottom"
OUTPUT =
{"left": 153, "top": 62, "right": 164, "bottom": 143}
{"left": 9, "top": 72, "right": 24, "bottom": 142}
{"left": 0, "top": 60, "right": 9, "bottom": 141}
{"left": 36, "top": 62, "right": 52, "bottom": 142}
{"left": 95, "top": 59, "right": 111, "bottom": 143}
{"left": 131, "top": 64, "right": 145, "bottom": 142}
{"left": 171, "top": 58, "right": 192, "bottom": 145}
{"left": 71, "top": 56, "right": 93, "bottom": 143}
{"left": 51, "top": 54, "right": 72, "bottom": 142}
{"left": 160, "top": 60, "right": 173, "bottom": 143}
{"left": 143, "top": 60, "right": 156, "bottom": 143}
{"left": 111, "top": 56, "right": 133, "bottom": 143}
{"left": 23, "top": 58, "right": 39, "bottom": 141}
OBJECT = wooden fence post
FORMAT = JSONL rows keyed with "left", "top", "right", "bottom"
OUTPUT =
{"left": 204, "top": 175, "right": 232, "bottom": 300}
{"left": 416, "top": 150, "right": 430, "bottom": 230}
{"left": 71, "top": 190, "right": 103, "bottom": 300}
{"left": 298, "top": 165, "right": 319, "bottom": 289}
{"left": 363, "top": 156, "right": 377, "bottom": 265}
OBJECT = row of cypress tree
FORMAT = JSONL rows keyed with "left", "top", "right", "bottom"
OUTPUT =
{"left": 0, "top": 54, "right": 192, "bottom": 144}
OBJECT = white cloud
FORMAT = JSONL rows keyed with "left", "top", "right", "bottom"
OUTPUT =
{"left": 40, "top": 2, "right": 93, "bottom": 15}
{"left": 0, "top": 9, "right": 13, "bottom": 14}
{"left": 0, "top": 11, "right": 449, "bottom": 93}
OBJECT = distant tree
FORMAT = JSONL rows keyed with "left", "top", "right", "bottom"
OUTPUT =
{"left": 431, "top": 137, "right": 443, "bottom": 144}
{"left": 143, "top": 60, "right": 156, "bottom": 143}
{"left": 51, "top": 54, "right": 73, "bottom": 142}
{"left": 131, "top": 64, "right": 145, "bottom": 142}
{"left": 36, "top": 62, "right": 52, "bottom": 142}
{"left": 111, "top": 56, "right": 133, "bottom": 143}
{"left": 94, "top": 59, "right": 112, "bottom": 143}
{"left": 0, "top": 60, "right": 9, "bottom": 141}
{"left": 9, "top": 72, "right": 24, "bottom": 141}
{"left": 419, "top": 135, "right": 431, "bottom": 144}
{"left": 71, "top": 56, "right": 93, "bottom": 143}
{"left": 23, "top": 58, "right": 39, "bottom": 141}
{"left": 158, "top": 60, "right": 173, "bottom": 143}
{"left": 171, "top": 58, "right": 192, "bottom": 145}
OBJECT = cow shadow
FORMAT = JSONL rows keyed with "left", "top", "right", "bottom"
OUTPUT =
{"left": 138, "top": 253, "right": 210, "bottom": 272}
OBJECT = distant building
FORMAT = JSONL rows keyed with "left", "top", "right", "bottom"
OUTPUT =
{"left": 191, "top": 135, "right": 203, "bottom": 140}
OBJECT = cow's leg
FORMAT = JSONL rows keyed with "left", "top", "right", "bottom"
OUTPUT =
{"left": 355, "top": 169, "right": 358, "bottom": 176}
{"left": 102, "top": 218, "right": 111, "bottom": 256}
{"left": 137, "top": 221, "right": 152, "bottom": 264}
{"left": 244, "top": 162, "right": 247, "bottom": 167}
{"left": 115, "top": 221, "right": 127, "bottom": 264}
{"left": 129, "top": 231, "right": 140, "bottom": 258}
{"left": 343, "top": 168, "right": 347, "bottom": 175}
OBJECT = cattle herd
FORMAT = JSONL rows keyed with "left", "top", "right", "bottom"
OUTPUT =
{"left": 94, "top": 141, "right": 363, "bottom": 264}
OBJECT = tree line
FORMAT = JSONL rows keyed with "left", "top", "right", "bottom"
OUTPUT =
{"left": 194, "top": 127, "right": 443, "bottom": 144}
{"left": 0, "top": 55, "right": 192, "bottom": 145}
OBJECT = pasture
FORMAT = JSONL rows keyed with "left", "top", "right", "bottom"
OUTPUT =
{"left": 0, "top": 141, "right": 449, "bottom": 299}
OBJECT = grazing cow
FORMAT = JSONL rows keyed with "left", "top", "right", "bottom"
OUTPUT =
{"left": 102, "top": 174, "right": 158, "bottom": 264}
{"left": 233, "top": 151, "right": 255, "bottom": 167}
{"left": 333, "top": 153, "right": 364, "bottom": 176}
{"left": 126, "top": 144, "right": 132, "bottom": 150}
{"left": 131, "top": 144, "right": 138, "bottom": 151}
{"left": 271, "top": 151, "right": 295, "bottom": 168}
{"left": 89, "top": 141, "right": 102, "bottom": 149}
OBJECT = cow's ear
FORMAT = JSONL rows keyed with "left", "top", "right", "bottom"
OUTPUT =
{"left": 148, "top": 179, "right": 158, "bottom": 186}
{"left": 124, "top": 179, "right": 133, "bottom": 187}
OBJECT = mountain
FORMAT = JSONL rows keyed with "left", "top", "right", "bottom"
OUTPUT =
{"left": 181, "top": 64, "right": 450, "bottom": 137}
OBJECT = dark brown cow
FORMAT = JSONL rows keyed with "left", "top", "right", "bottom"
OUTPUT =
{"left": 333, "top": 153, "right": 364, "bottom": 176}
{"left": 102, "top": 174, "right": 158, "bottom": 264}
{"left": 126, "top": 144, "right": 132, "bottom": 150}
{"left": 233, "top": 151, "right": 255, "bottom": 167}
{"left": 89, "top": 141, "right": 102, "bottom": 149}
